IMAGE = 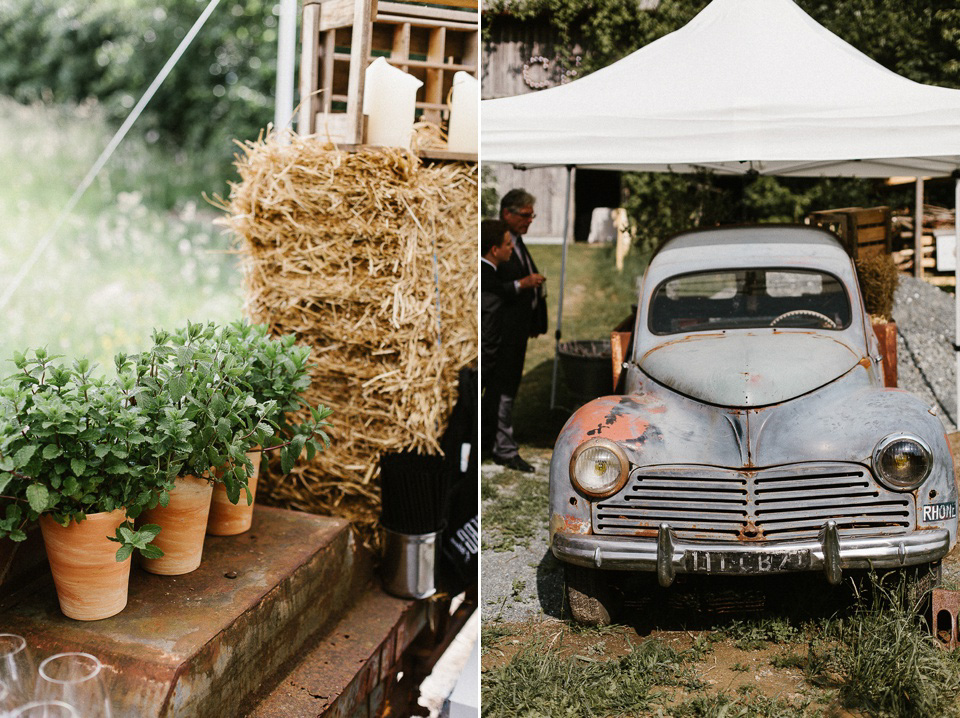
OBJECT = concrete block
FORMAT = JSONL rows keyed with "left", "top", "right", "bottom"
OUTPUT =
{"left": 0, "top": 507, "right": 363, "bottom": 717}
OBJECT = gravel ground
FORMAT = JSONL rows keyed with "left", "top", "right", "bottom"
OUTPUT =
{"left": 480, "top": 454, "right": 560, "bottom": 622}
{"left": 482, "top": 276, "right": 960, "bottom": 620}
{"left": 894, "top": 276, "right": 957, "bottom": 432}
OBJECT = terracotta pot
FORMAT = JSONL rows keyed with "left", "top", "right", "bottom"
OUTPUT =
{"left": 39, "top": 509, "right": 130, "bottom": 621}
{"left": 140, "top": 475, "right": 213, "bottom": 575}
{"left": 207, "top": 449, "right": 262, "bottom": 536}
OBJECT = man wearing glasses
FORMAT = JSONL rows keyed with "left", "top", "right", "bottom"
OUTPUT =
{"left": 487, "top": 189, "right": 547, "bottom": 473}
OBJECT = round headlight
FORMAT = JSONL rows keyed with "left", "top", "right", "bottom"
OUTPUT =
{"left": 569, "top": 439, "right": 629, "bottom": 498}
{"left": 872, "top": 434, "right": 932, "bottom": 490}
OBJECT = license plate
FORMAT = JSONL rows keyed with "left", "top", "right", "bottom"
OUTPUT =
{"left": 684, "top": 549, "right": 811, "bottom": 574}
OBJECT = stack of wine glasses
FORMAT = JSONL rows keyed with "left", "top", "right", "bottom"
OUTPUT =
{"left": 0, "top": 634, "right": 112, "bottom": 718}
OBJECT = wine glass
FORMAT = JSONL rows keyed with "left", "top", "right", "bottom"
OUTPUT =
{"left": 0, "top": 635, "right": 35, "bottom": 705}
{"left": 11, "top": 701, "right": 79, "bottom": 718}
{"left": 36, "top": 653, "right": 110, "bottom": 718}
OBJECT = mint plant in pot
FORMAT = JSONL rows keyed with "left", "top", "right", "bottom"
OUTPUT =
{"left": 122, "top": 322, "right": 274, "bottom": 574}
{"left": 207, "top": 321, "right": 333, "bottom": 536}
{"left": 0, "top": 350, "right": 166, "bottom": 620}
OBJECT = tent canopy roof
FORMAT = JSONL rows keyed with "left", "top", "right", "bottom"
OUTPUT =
{"left": 481, "top": 0, "right": 960, "bottom": 176}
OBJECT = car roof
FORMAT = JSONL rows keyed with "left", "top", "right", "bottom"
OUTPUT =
{"left": 653, "top": 225, "right": 849, "bottom": 270}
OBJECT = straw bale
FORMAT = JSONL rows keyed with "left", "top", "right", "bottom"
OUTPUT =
{"left": 217, "top": 131, "right": 477, "bottom": 546}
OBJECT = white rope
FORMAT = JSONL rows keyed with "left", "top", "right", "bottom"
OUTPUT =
{"left": 0, "top": 0, "right": 223, "bottom": 312}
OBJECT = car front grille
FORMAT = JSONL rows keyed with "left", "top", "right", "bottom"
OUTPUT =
{"left": 593, "top": 463, "right": 913, "bottom": 541}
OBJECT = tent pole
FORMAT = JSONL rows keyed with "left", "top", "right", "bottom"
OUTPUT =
{"left": 915, "top": 177, "right": 925, "bottom": 278}
{"left": 955, "top": 176, "right": 959, "bottom": 428}
{"left": 550, "top": 165, "right": 574, "bottom": 410}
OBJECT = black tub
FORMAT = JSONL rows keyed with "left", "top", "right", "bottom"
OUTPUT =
{"left": 557, "top": 339, "right": 613, "bottom": 403}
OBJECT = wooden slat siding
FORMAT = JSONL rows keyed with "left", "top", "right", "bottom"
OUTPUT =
{"left": 313, "top": 112, "right": 353, "bottom": 143}
{"left": 302, "top": 0, "right": 476, "bottom": 153}
{"left": 322, "top": 31, "right": 336, "bottom": 112}
{"left": 482, "top": 19, "right": 574, "bottom": 237}
{"left": 380, "top": 0, "right": 477, "bottom": 18}
{"left": 484, "top": 164, "right": 569, "bottom": 239}
{"left": 423, "top": 27, "right": 446, "bottom": 124}
{"left": 333, "top": 52, "right": 474, "bottom": 72}
{"left": 857, "top": 226, "right": 886, "bottom": 242}
{"left": 482, "top": 18, "right": 566, "bottom": 99}
{"left": 854, "top": 208, "right": 888, "bottom": 226}
{"left": 320, "top": 0, "right": 356, "bottom": 31}
{"left": 406, "top": 0, "right": 476, "bottom": 8}
{"left": 808, "top": 207, "right": 892, "bottom": 259}
{"left": 462, "top": 24, "right": 478, "bottom": 70}
{"left": 378, "top": 15, "right": 477, "bottom": 30}
{"left": 344, "top": 0, "right": 375, "bottom": 144}
{"left": 299, "top": 3, "right": 323, "bottom": 134}
{"left": 392, "top": 22, "right": 411, "bottom": 73}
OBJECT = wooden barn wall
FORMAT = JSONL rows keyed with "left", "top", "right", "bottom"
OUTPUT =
{"left": 482, "top": 17, "right": 579, "bottom": 240}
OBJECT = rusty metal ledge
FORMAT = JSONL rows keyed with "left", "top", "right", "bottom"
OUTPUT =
{"left": 0, "top": 506, "right": 369, "bottom": 718}
{"left": 248, "top": 583, "right": 427, "bottom": 718}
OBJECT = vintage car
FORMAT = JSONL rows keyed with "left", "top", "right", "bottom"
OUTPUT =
{"left": 550, "top": 225, "right": 958, "bottom": 625}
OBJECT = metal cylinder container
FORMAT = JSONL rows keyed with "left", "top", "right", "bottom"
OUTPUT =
{"left": 381, "top": 528, "right": 440, "bottom": 599}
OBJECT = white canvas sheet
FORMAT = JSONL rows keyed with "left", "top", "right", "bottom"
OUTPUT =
{"left": 481, "top": 0, "right": 960, "bottom": 176}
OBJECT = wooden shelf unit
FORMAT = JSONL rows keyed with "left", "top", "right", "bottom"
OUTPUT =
{"left": 807, "top": 206, "right": 892, "bottom": 260}
{"left": 299, "top": 0, "right": 478, "bottom": 150}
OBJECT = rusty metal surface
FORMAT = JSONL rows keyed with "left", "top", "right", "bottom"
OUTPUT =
{"left": 0, "top": 507, "right": 363, "bottom": 718}
{"left": 249, "top": 584, "right": 425, "bottom": 718}
{"left": 640, "top": 332, "right": 862, "bottom": 408}
{"left": 549, "top": 227, "right": 958, "bottom": 577}
{"left": 933, "top": 589, "right": 960, "bottom": 650}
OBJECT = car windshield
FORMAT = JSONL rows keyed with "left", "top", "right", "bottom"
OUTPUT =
{"left": 649, "top": 268, "right": 851, "bottom": 335}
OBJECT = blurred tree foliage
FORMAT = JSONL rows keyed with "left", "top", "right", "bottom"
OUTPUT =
{"left": 0, "top": 0, "right": 281, "bottom": 203}
{"left": 483, "top": 0, "right": 960, "bottom": 249}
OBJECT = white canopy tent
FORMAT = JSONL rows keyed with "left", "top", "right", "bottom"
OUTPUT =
{"left": 481, "top": 0, "right": 960, "bottom": 422}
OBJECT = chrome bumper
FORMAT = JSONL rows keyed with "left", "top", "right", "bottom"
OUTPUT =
{"left": 552, "top": 521, "right": 951, "bottom": 587}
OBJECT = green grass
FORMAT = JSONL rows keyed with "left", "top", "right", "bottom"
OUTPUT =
{"left": 483, "top": 574, "right": 960, "bottom": 718}
{"left": 482, "top": 637, "right": 706, "bottom": 717}
{"left": 0, "top": 97, "right": 242, "bottom": 372}
{"left": 668, "top": 690, "right": 814, "bottom": 718}
{"left": 481, "top": 471, "right": 549, "bottom": 552}
{"left": 711, "top": 617, "right": 804, "bottom": 651}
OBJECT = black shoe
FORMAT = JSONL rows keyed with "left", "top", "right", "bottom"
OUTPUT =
{"left": 493, "top": 454, "right": 535, "bottom": 473}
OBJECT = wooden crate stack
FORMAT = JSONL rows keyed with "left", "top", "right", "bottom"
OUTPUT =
{"left": 890, "top": 205, "right": 956, "bottom": 284}
{"left": 299, "top": 0, "right": 478, "bottom": 158}
{"left": 807, "top": 207, "right": 891, "bottom": 259}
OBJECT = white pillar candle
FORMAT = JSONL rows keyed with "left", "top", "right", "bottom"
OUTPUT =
{"left": 447, "top": 72, "right": 478, "bottom": 154}
{"left": 363, "top": 57, "right": 423, "bottom": 149}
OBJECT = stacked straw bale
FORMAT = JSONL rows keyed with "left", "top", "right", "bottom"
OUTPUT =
{"left": 217, "top": 131, "right": 477, "bottom": 543}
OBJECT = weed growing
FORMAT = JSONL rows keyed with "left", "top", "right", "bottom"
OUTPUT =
{"left": 482, "top": 637, "right": 705, "bottom": 717}
{"left": 480, "top": 622, "right": 514, "bottom": 656}
{"left": 668, "top": 689, "right": 814, "bottom": 718}
{"left": 481, "top": 471, "right": 549, "bottom": 552}
{"left": 711, "top": 616, "right": 803, "bottom": 651}
{"left": 831, "top": 574, "right": 960, "bottom": 718}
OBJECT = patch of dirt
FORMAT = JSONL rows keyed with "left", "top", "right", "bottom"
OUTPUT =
{"left": 481, "top": 620, "right": 864, "bottom": 716}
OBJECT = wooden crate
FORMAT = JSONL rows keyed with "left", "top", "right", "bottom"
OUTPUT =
{"left": 299, "top": 0, "right": 478, "bottom": 156}
{"left": 807, "top": 206, "right": 892, "bottom": 259}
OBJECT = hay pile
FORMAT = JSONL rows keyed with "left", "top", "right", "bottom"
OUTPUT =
{"left": 856, "top": 253, "right": 899, "bottom": 322}
{"left": 217, "top": 131, "right": 477, "bottom": 543}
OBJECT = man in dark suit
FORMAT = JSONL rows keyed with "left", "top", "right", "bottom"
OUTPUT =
{"left": 489, "top": 189, "right": 547, "bottom": 473}
{"left": 480, "top": 219, "right": 513, "bottom": 455}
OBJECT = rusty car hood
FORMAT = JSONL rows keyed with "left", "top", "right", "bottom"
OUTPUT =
{"left": 639, "top": 331, "right": 863, "bottom": 408}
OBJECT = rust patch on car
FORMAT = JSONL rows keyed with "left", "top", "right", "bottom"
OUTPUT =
{"left": 581, "top": 396, "right": 655, "bottom": 442}
{"left": 551, "top": 513, "right": 590, "bottom": 536}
